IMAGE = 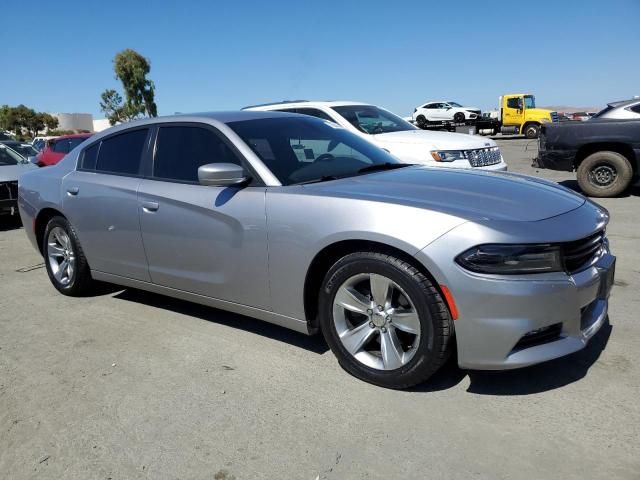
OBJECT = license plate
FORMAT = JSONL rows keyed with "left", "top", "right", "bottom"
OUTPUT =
{"left": 598, "top": 259, "right": 616, "bottom": 299}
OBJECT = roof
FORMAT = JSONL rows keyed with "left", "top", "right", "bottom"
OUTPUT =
{"left": 243, "top": 100, "right": 370, "bottom": 110}
{"left": 607, "top": 98, "right": 640, "bottom": 108}
{"left": 55, "top": 133, "right": 94, "bottom": 139}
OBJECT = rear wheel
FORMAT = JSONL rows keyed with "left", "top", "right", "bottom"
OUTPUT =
{"left": 319, "top": 252, "right": 453, "bottom": 389}
{"left": 43, "top": 216, "right": 94, "bottom": 296}
{"left": 416, "top": 115, "right": 427, "bottom": 129}
{"left": 576, "top": 151, "right": 633, "bottom": 197}
{"left": 524, "top": 123, "right": 540, "bottom": 139}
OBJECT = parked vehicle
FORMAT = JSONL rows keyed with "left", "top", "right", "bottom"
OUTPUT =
{"left": 19, "top": 112, "right": 615, "bottom": 388}
{"left": 591, "top": 98, "right": 640, "bottom": 120}
{"left": 245, "top": 101, "right": 507, "bottom": 171}
{"left": 32, "top": 136, "right": 57, "bottom": 152}
{"left": 34, "top": 133, "right": 92, "bottom": 166}
{"left": 535, "top": 119, "right": 640, "bottom": 197}
{"left": 412, "top": 101, "right": 481, "bottom": 126}
{"left": 1, "top": 131, "right": 14, "bottom": 141}
{"left": 475, "top": 93, "right": 558, "bottom": 138}
{"left": 0, "top": 140, "right": 39, "bottom": 159}
{"left": 0, "top": 144, "right": 36, "bottom": 216}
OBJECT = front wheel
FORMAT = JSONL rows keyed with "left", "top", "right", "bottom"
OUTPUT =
{"left": 524, "top": 123, "right": 540, "bottom": 139}
{"left": 319, "top": 252, "right": 453, "bottom": 389}
{"left": 453, "top": 112, "right": 465, "bottom": 123}
{"left": 576, "top": 151, "right": 633, "bottom": 197}
{"left": 43, "top": 216, "right": 94, "bottom": 296}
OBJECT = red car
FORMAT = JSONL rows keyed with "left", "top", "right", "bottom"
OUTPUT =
{"left": 35, "top": 133, "right": 93, "bottom": 167}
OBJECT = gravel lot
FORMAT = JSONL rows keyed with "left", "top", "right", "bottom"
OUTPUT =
{"left": 1, "top": 138, "right": 639, "bottom": 480}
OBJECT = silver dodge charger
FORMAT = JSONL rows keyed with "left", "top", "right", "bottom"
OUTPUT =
{"left": 18, "top": 111, "right": 615, "bottom": 388}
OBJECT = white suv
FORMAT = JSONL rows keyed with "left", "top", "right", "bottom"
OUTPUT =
{"left": 412, "top": 101, "right": 481, "bottom": 127}
{"left": 245, "top": 101, "right": 506, "bottom": 171}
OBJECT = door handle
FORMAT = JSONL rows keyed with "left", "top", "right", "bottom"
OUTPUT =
{"left": 66, "top": 187, "right": 79, "bottom": 196}
{"left": 141, "top": 201, "right": 159, "bottom": 212}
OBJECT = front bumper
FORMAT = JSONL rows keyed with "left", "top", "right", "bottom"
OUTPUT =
{"left": 534, "top": 149, "right": 575, "bottom": 171}
{"left": 415, "top": 212, "right": 614, "bottom": 370}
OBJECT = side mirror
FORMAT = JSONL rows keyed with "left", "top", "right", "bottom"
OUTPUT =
{"left": 27, "top": 156, "right": 38, "bottom": 165}
{"left": 198, "top": 163, "right": 247, "bottom": 186}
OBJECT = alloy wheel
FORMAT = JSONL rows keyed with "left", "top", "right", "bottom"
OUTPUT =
{"left": 332, "top": 273, "right": 421, "bottom": 370}
{"left": 47, "top": 227, "right": 76, "bottom": 286}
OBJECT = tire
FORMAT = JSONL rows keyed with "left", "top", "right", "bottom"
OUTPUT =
{"left": 524, "top": 123, "right": 540, "bottom": 139}
{"left": 576, "top": 151, "right": 633, "bottom": 197}
{"left": 318, "top": 252, "right": 453, "bottom": 389}
{"left": 43, "top": 216, "right": 94, "bottom": 296}
{"left": 416, "top": 115, "right": 427, "bottom": 129}
{"left": 453, "top": 112, "right": 465, "bottom": 123}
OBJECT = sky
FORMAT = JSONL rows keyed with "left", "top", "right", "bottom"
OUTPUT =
{"left": 1, "top": 0, "right": 639, "bottom": 118}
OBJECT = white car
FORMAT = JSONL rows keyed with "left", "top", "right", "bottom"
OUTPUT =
{"left": 245, "top": 101, "right": 506, "bottom": 171}
{"left": 591, "top": 98, "right": 640, "bottom": 120}
{"left": 412, "top": 101, "right": 482, "bottom": 127}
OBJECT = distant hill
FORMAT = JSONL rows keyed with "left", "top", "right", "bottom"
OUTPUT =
{"left": 542, "top": 105, "right": 602, "bottom": 113}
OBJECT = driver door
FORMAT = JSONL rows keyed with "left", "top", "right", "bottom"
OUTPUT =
{"left": 137, "top": 123, "right": 271, "bottom": 309}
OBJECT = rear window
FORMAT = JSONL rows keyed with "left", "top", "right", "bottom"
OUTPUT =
{"left": 630, "top": 103, "right": 640, "bottom": 114}
{"left": 94, "top": 129, "right": 148, "bottom": 175}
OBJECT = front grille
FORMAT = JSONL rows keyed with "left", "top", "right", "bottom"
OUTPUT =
{"left": 0, "top": 181, "right": 17, "bottom": 201}
{"left": 551, "top": 111, "right": 559, "bottom": 122}
{"left": 467, "top": 147, "right": 501, "bottom": 167}
{"left": 562, "top": 230, "right": 605, "bottom": 273}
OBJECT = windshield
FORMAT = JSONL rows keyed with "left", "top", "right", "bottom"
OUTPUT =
{"left": 592, "top": 105, "right": 614, "bottom": 118}
{"left": 227, "top": 117, "right": 404, "bottom": 185}
{"left": 0, "top": 145, "right": 26, "bottom": 166}
{"left": 447, "top": 102, "right": 463, "bottom": 107}
{"left": 6, "top": 143, "right": 38, "bottom": 158}
{"left": 331, "top": 105, "right": 416, "bottom": 134}
{"left": 524, "top": 95, "right": 536, "bottom": 109}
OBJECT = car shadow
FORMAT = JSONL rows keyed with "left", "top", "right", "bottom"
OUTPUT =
{"left": 413, "top": 319, "right": 612, "bottom": 395}
{"left": 559, "top": 179, "right": 640, "bottom": 197}
{"left": 0, "top": 215, "right": 22, "bottom": 231}
{"left": 111, "top": 288, "right": 330, "bottom": 355}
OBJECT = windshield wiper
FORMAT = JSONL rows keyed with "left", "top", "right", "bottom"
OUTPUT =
{"left": 293, "top": 175, "right": 339, "bottom": 185}
{"left": 357, "top": 163, "right": 414, "bottom": 174}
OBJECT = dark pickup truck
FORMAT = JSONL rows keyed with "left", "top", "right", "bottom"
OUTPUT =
{"left": 535, "top": 119, "right": 640, "bottom": 197}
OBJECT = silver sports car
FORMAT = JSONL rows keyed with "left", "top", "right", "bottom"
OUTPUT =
{"left": 18, "top": 111, "right": 615, "bottom": 388}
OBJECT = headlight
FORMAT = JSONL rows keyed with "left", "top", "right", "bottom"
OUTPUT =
{"left": 456, "top": 244, "right": 563, "bottom": 274}
{"left": 431, "top": 150, "right": 467, "bottom": 162}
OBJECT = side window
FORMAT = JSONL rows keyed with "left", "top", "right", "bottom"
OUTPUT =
{"left": 52, "top": 140, "right": 69, "bottom": 153}
{"left": 423, "top": 103, "right": 434, "bottom": 109}
{"left": 295, "top": 108, "right": 335, "bottom": 122}
{"left": 153, "top": 126, "right": 241, "bottom": 183}
{"left": 630, "top": 103, "right": 640, "bottom": 114}
{"left": 95, "top": 129, "right": 148, "bottom": 175}
{"left": 507, "top": 97, "right": 522, "bottom": 109}
{"left": 81, "top": 143, "right": 99, "bottom": 170}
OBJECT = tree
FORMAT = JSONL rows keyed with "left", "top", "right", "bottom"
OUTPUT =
{"left": 0, "top": 104, "right": 58, "bottom": 138}
{"left": 100, "top": 49, "right": 158, "bottom": 125}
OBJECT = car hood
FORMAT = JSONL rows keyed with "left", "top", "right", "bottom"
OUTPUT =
{"left": 302, "top": 167, "right": 586, "bottom": 222}
{"left": 0, "top": 163, "right": 36, "bottom": 182}
{"left": 373, "top": 129, "right": 496, "bottom": 151}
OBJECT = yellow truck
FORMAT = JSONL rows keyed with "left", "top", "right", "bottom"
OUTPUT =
{"left": 477, "top": 94, "right": 558, "bottom": 138}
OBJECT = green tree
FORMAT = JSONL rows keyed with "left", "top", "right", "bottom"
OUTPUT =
{"left": 100, "top": 49, "right": 158, "bottom": 125}
{"left": 0, "top": 104, "right": 58, "bottom": 138}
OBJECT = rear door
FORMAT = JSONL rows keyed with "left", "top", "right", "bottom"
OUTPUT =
{"left": 62, "top": 128, "right": 152, "bottom": 281}
{"left": 137, "top": 123, "right": 270, "bottom": 308}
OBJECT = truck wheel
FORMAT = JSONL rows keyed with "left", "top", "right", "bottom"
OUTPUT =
{"left": 577, "top": 151, "right": 633, "bottom": 197}
{"left": 453, "top": 112, "right": 465, "bottom": 123}
{"left": 524, "top": 124, "right": 540, "bottom": 139}
{"left": 416, "top": 115, "right": 427, "bottom": 129}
